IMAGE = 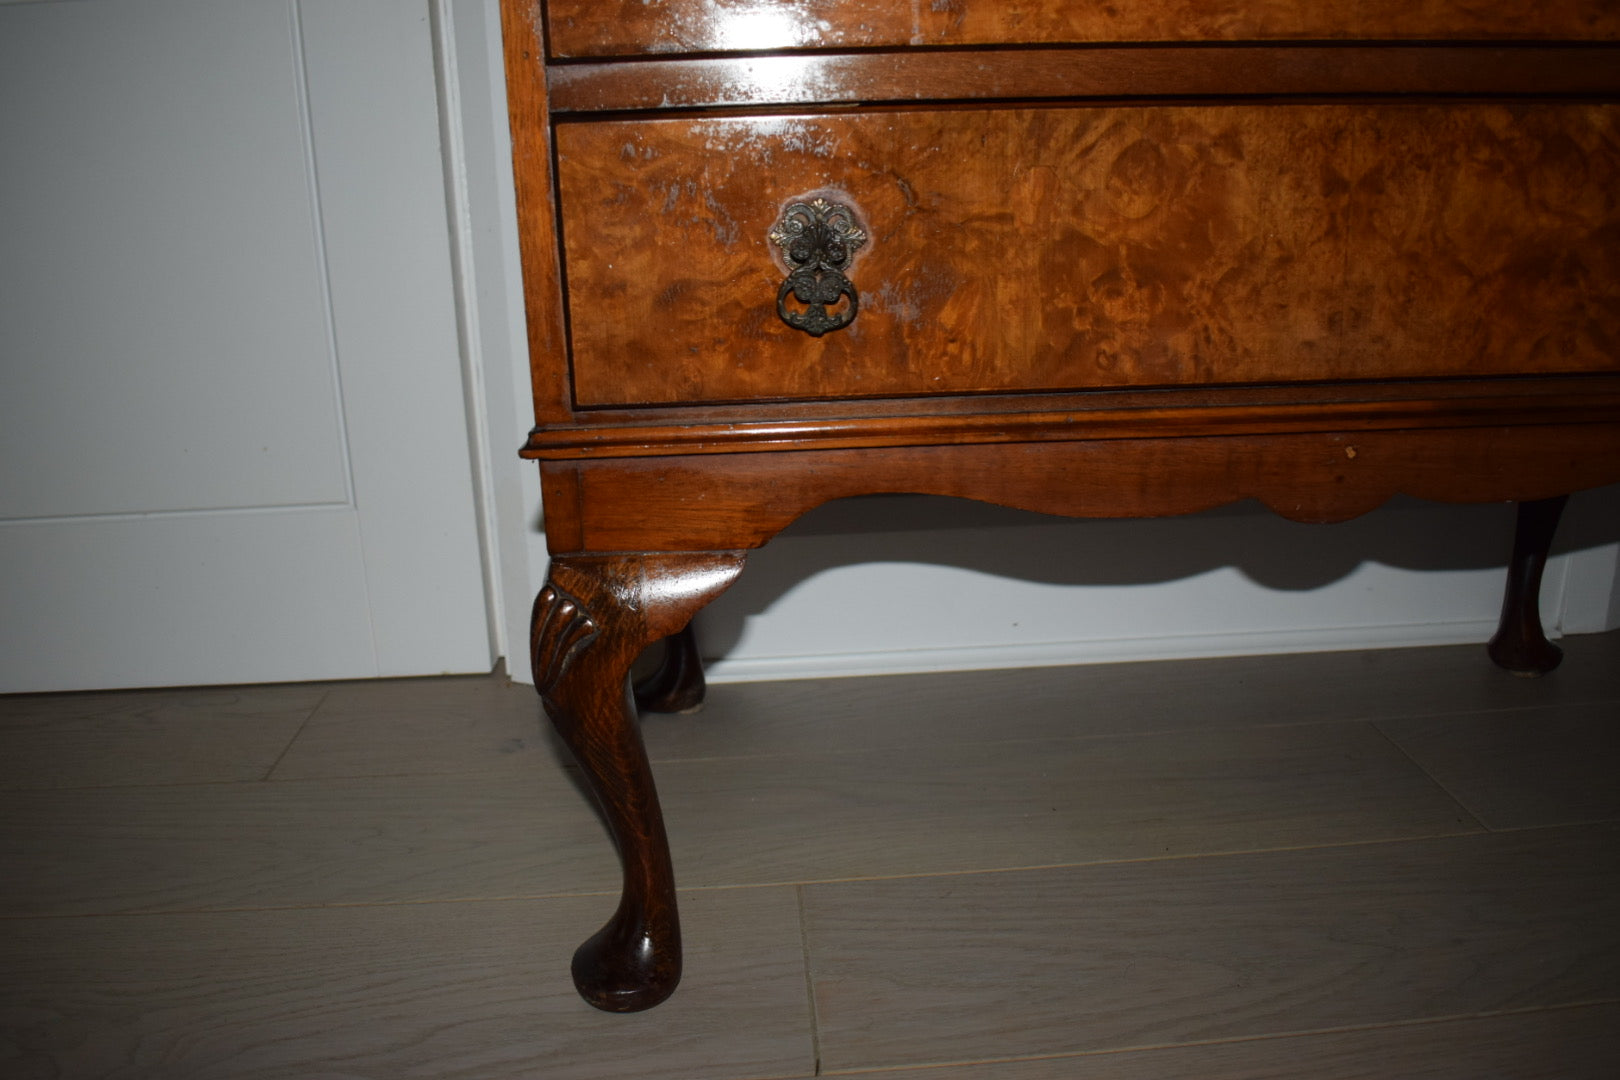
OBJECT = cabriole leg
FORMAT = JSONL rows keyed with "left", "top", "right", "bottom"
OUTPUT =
{"left": 531, "top": 552, "right": 746, "bottom": 1011}
{"left": 633, "top": 624, "right": 707, "bottom": 714}
{"left": 1488, "top": 495, "right": 1569, "bottom": 677}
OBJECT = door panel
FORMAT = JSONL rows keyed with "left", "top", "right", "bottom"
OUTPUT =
{"left": 1, "top": 0, "right": 349, "bottom": 518}
{"left": 0, "top": 0, "right": 490, "bottom": 691}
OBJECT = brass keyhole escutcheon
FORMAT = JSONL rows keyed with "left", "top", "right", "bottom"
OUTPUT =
{"left": 769, "top": 197, "right": 866, "bottom": 337}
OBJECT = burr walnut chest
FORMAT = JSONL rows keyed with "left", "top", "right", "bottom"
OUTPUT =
{"left": 500, "top": 0, "right": 1620, "bottom": 1011}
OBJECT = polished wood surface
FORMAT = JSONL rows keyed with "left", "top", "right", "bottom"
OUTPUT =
{"left": 558, "top": 104, "right": 1620, "bottom": 407}
{"left": 523, "top": 376, "right": 1620, "bottom": 457}
{"left": 1489, "top": 496, "right": 1571, "bottom": 676}
{"left": 499, "top": 0, "right": 572, "bottom": 425}
{"left": 549, "top": 45, "right": 1620, "bottom": 114}
{"left": 541, "top": 425, "right": 1620, "bottom": 554}
{"left": 545, "top": 0, "right": 1620, "bottom": 58}
{"left": 531, "top": 552, "right": 747, "bottom": 1010}
{"left": 502, "top": 0, "right": 1620, "bottom": 1013}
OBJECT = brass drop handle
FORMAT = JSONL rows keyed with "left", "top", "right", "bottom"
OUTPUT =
{"left": 770, "top": 197, "right": 866, "bottom": 337}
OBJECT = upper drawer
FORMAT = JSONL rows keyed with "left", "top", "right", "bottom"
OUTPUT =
{"left": 555, "top": 103, "right": 1620, "bottom": 408}
{"left": 544, "top": 1, "right": 1620, "bottom": 58}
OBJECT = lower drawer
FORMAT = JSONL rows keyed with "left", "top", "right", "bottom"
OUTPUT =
{"left": 554, "top": 103, "right": 1620, "bottom": 407}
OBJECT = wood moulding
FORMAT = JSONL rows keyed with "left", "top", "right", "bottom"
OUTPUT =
{"left": 497, "top": 0, "right": 572, "bottom": 424}
{"left": 543, "top": 0, "right": 1620, "bottom": 59}
{"left": 537, "top": 423, "right": 1620, "bottom": 555}
{"left": 523, "top": 378, "right": 1620, "bottom": 459}
{"left": 548, "top": 45, "right": 1620, "bottom": 115}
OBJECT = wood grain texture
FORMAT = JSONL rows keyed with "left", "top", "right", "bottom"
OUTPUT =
{"left": 556, "top": 104, "right": 1620, "bottom": 406}
{"left": 1380, "top": 700, "right": 1620, "bottom": 830}
{"left": 879, "top": 1002, "right": 1620, "bottom": 1079}
{"left": 498, "top": 0, "right": 572, "bottom": 423}
{"left": 801, "top": 826, "right": 1620, "bottom": 1072}
{"left": 649, "top": 722, "right": 1479, "bottom": 887}
{"left": 523, "top": 377, "right": 1620, "bottom": 458}
{"left": 1349, "top": 107, "right": 1620, "bottom": 380}
{"left": 533, "top": 553, "right": 748, "bottom": 1010}
{"left": 0, "top": 772, "right": 623, "bottom": 917}
{"left": 0, "top": 685, "right": 323, "bottom": 790}
{"left": 0, "top": 662, "right": 1513, "bottom": 916}
{"left": 267, "top": 674, "right": 552, "bottom": 781}
{"left": 637, "top": 635, "right": 1620, "bottom": 763}
{"left": 6, "top": 645, "right": 1619, "bottom": 1072}
{"left": 549, "top": 46, "right": 1620, "bottom": 113}
{"left": 546, "top": 425, "right": 1620, "bottom": 553}
{"left": 504, "top": 0, "right": 1620, "bottom": 1021}
{"left": 544, "top": 0, "right": 1620, "bottom": 58}
{"left": 0, "top": 889, "right": 813, "bottom": 1080}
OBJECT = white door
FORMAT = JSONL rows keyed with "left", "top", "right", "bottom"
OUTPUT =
{"left": 0, "top": 0, "right": 493, "bottom": 692}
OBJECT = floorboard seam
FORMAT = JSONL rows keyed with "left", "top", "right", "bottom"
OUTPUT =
{"left": 1366, "top": 717, "right": 1492, "bottom": 831}
{"left": 259, "top": 688, "right": 332, "bottom": 782}
{"left": 796, "top": 884, "right": 824, "bottom": 1077}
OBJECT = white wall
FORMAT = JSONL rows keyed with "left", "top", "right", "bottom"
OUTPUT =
{"left": 445, "top": 0, "right": 1620, "bottom": 686}
{"left": 696, "top": 491, "right": 1620, "bottom": 683}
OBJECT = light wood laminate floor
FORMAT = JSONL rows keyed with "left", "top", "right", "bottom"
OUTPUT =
{"left": 3, "top": 634, "right": 1619, "bottom": 1079}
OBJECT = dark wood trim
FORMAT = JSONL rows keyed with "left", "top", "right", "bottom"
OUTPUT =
{"left": 532, "top": 552, "right": 747, "bottom": 1011}
{"left": 523, "top": 380, "right": 1620, "bottom": 459}
{"left": 536, "top": 375, "right": 1620, "bottom": 426}
{"left": 633, "top": 625, "right": 708, "bottom": 713}
{"left": 498, "top": 0, "right": 573, "bottom": 423}
{"left": 543, "top": 0, "right": 1620, "bottom": 60}
{"left": 1488, "top": 496, "right": 1571, "bottom": 676}
{"left": 548, "top": 45, "right": 1620, "bottom": 115}
{"left": 542, "top": 424, "right": 1620, "bottom": 554}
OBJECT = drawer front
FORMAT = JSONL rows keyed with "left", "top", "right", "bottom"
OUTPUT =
{"left": 545, "top": 1, "right": 1620, "bottom": 58}
{"left": 556, "top": 104, "right": 1620, "bottom": 408}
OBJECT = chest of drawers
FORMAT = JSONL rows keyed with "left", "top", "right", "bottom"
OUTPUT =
{"left": 500, "top": 0, "right": 1620, "bottom": 1011}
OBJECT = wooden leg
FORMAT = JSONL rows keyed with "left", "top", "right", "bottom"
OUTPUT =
{"left": 1488, "top": 495, "right": 1569, "bottom": 677}
{"left": 530, "top": 552, "right": 745, "bottom": 1012}
{"left": 633, "top": 623, "right": 707, "bottom": 714}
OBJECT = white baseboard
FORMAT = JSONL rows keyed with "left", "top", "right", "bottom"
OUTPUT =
{"left": 703, "top": 618, "right": 1515, "bottom": 683}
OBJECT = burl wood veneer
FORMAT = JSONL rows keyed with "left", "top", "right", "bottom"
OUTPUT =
{"left": 501, "top": 0, "right": 1620, "bottom": 1011}
{"left": 559, "top": 104, "right": 1620, "bottom": 405}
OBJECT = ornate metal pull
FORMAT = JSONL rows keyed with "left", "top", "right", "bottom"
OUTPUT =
{"left": 770, "top": 197, "right": 866, "bottom": 337}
